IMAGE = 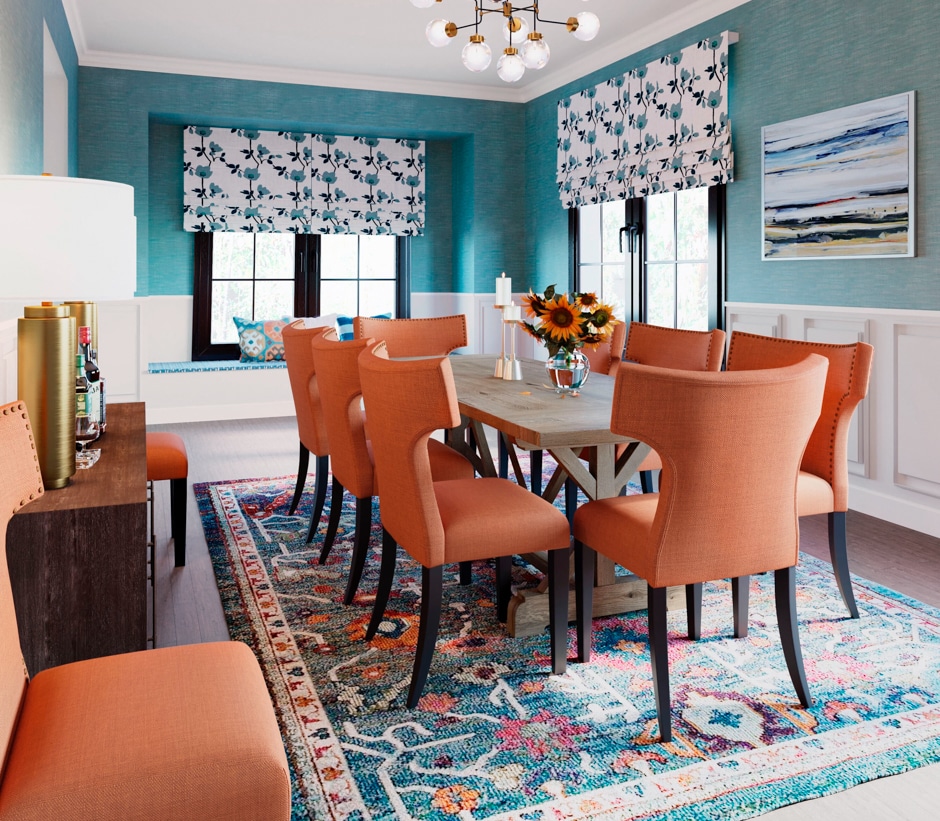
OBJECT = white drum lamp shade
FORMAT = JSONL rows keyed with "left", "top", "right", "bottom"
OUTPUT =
{"left": 0, "top": 176, "right": 137, "bottom": 301}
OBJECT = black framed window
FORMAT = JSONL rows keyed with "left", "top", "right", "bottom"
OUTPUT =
{"left": 192, "top": 233, "right": 410, "bottom": 360}
{"left": 575, "top": 185, "right": 725, "bottom": 331}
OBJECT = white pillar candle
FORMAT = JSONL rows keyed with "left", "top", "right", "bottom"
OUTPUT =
{"left": 495, "top": 272, "right": 512, "bottom": 306}
{"left": 503, "top": 303, "right": 521, "bottom": 321}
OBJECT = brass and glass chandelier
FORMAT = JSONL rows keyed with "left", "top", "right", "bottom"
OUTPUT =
{"left": 409, "top": 1, "right": 600, "bottom": 83}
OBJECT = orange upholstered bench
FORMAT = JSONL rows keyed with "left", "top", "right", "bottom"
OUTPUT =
{"left": 146, "top": 432, "right": 188, "bottom": 567}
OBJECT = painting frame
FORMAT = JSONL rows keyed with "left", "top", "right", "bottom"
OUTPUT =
{"left": 761, "top": 91, "right": 915, "bottom": 261}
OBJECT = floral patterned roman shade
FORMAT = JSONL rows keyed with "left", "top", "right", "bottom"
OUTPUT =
{"left": 557, "top": 32, "right": 734, "bottom": 209}
{"left": 183, "top": 127, "right": 425, "bottom": 235}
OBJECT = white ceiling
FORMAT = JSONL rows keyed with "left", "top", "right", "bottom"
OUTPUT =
{"left": 62, "top": 0, "right": 749, "bottom": 103}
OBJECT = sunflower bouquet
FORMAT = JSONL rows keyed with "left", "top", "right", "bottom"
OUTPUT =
{"left": 520, "top": 285, "right": 618, "bottom": 358}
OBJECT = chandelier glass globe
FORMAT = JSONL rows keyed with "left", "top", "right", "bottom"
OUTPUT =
{"left": 502, "top": 16, "right": 529, "bottom": 44}
{"left": 426, "top": 19, "right": 453, "bottom": 47}
{"left": 462, "top": 37, "right": 493, "bottom": 72}
{"left": 409, "top": 0, "right": 437, "bottom": 8}
{"left": 572, "top": 11, "right": 600, "bottom": 41}
{"left": 496, "top": 49, "right": 526, "bottom": 83}
{"left": 521, "top": 34, "right": 550, "bottom": 70}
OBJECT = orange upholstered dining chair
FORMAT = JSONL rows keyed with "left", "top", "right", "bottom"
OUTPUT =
{"left": 0, "top": 401, "right": 290, "bottom": 819}
{"left": 726, "top": 331, "right": 874, "bottom": 618}
{"left": 572, "top": 356, "right": 828, "bottom": 742}
{"left": 282, "top": 320, "right": 338, "bottom": 545}
{"left": 310, "top": 328, "right": 474, "bottom": 604}
{"left": 353, "top": 313, "right": 468, "bottom": 356}
{"left": 623, "top": 322, "right": 726, "bottom": 491}
{"left": 358, "top": 343, "right": 572, "bottom": 707}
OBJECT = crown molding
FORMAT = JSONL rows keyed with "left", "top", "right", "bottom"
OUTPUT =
{"left": 71, "top": 0, "right": 750, "bottom": 106}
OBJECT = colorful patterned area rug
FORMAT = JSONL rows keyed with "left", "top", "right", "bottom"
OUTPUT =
{"left": 196, "top": 468, "right": 940, "bottom": 821}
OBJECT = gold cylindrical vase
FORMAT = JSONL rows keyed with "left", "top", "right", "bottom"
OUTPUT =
{"left": 18, "top": 305, "right": 76, "bottom": 489}
{"left": 63, "top": 300, "right": 98, "bottom": 351}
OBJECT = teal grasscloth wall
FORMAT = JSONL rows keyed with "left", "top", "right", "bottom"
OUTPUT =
{"left": 78, "top": 69, "right": 524, "bottom": 297}
{"left": 526, "top": 0, "right": 940, "bottom": 310}
{"left": 0, "top": 0, "right": 78, "bottom": 175}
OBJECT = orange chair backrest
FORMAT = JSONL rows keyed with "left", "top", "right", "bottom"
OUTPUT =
{"left": 353, "top": 314, "right": 467, "bottom": 357}
{"left": 610, "top": 356, "right": 828, "bottom": 587}
{"left": 282, "top": 320, "right": 330, "bottom": 456}
{"left": 726, "top": 331, "right": 873, "bottom": 510}
{"left": 310, "top": 329, "right": 375, "bottom": 499}
{"left": 625, "top": 322, "right": 726, "bottom": 371}
{"left": 358, "top": 343, "right": 460, "bottom": 567}
{"left": 0, "top": 401, "right": 44, "bottom": 777}
{"left": 583, "top": 320, "right": 627, "bottom": 377}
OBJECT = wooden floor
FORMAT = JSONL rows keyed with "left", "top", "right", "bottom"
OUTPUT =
{"left": 148, "top": 415, "right": 940, "bottom": 820}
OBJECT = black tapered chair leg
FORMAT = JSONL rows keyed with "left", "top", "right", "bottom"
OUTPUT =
{"left": 365, "top": 529, "right": 399, "bottom": 641}
{"left": 305, "top": 454, "right": 330, "bottom": 544}
{"left": 343, "top": 496, "right": 374, "bottom": 605}
{"left": 316, "top": 478, "right": 345, "bottom": 559}
{"left": 494, "top": 556, "right": 512, "bottom": 622}
{"left": 530, "top": 450, "right": 543, "bottom": 496}
{"left": 459, "top": 561, "right": 472, "bottom": 585}
{"left": 686, "top": 582, "right": 702, "bottom": 640}
{"left": 574, "top": 540, "right": 595, "bottom": 663}
{"left": 648, "top": 585, "right": 672, "bottom": 743}
{"left": 775, "top": 566, "right": 813, "bottom": 708}
{"left": 498, "top": 434, "right": 509, "bottom": 480}
{"left": 407, "top": 565, "right": 444, "bottom": 708}
{"left": 548, "top": 546, "right": 570, "bottom": 674}
{"left": 288, "top": 442, "right": 310, "bottom": 516}
{"left": 732, "top": 575, "right": 750, "bottom": 637}
{"left": 170, "top": 477, "right": 187, "bottom": 567}
{"left": 564, "top": 478, "right": 578, "bottom": 525}
{"left": 828, "top": 511, "right": 859, "bottom": 618}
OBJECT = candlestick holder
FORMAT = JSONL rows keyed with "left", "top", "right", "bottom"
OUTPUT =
{"left": 493, "top": 305, "right": 508, "bottom": 377}
{"left": 502, "top": 318, "right": 523, "bottom": 381}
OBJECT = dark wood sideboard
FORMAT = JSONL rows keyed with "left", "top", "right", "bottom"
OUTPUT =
{"left": 6, "top": 402, "right": 148, "bottom": 676}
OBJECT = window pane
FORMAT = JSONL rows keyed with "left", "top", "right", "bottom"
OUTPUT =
{"left": 321, "top": 234, "right": 359, "bottom": 279}
{"left": 646, "top": 192, "right": 676, "bottom": 262}
{"left": 359, "top": 236, "right": 396, "bottom": 280}
{"left": 677, "top": 262, "right": 709, "bottom": 331}
{"left": 211, "top": 281, "right": 252, "bottom": 343}
{"left": 646, "top": 263, "right": 676, "bottom": 328}
{"left": 359, "top": 280, "right": 396, "bottom": 317}
{"left": 601, "top": 202, "right": 625, "bottom": 263}
{"left": 213, "top": 233, "right": 253, "bottom": 280}
{"left": 320, "top": 280, "right": 358, "bottom": 316}
{"left": 579, "top": 204, "right": 602, "bottom": 264}
{"left": 254, "top": 281, "right": 294, "bottom": 320}
{"left": 255, "top": 234, "right": 295, "bottom": 280}
{"left": 677, "top": 187, "right": 709, "bottom": 261}
{"left": 578, "top": 264, "right": 602, "bottom": 296}
{"left": 601, "top": 264, "right": 627, "bottom": 320}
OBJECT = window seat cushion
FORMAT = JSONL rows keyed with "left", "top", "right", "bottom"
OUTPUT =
{"left": 148, "top": 360, "right": 287, "bottom": 374}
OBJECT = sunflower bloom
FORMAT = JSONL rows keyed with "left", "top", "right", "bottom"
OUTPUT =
{"left": 541, "top": 295, "right": 583, "bottom": 345}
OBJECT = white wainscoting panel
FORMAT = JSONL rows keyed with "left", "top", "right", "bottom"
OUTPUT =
{"left": 727, "top": 303, "right": 940, "bottom": 538}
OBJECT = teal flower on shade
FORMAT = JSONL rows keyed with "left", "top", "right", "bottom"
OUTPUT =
{"left": 241, "top": 129, "right": 261, "bottom": 140}
{"left": 290, "top": 132, "right": 307, "bottom": 143}
{"left": 562, "top": 139, "right": 571, "bottom": 152}
{"left": 334, "top": 150, "right": 346, "bottom": 160}
{"left": 613, "top": 122, "right": 625, "bottom": 136}
{"left": 708, "top": 35, "right": 723, "bottom": 49}
{"left": 322, "top": 209, "right": 337, "bottom": 221}
{"left": 586, "top": 88, "right": 596, "bottom": 99}
{"left": 376, "top": 152, "right": 388, "bottom": 163}
{"left": 256, "top": 145, "right": 270, "bottom": 156}
{"left": 333, "top": 188, "right": 346, "bottom": 199}
{"left": 208, "top": 183, "right": 223, "bottom": 195}
{"left": 681, "top": 68, "right": 691, "bottom": 82}
{"left": 707, "top": 91, "right": 723, "bottom": 108}
{"left": 209, "top": 142, "right": 223, "bottom": 154}
{"left": 671, "top": 153, "right": 685, "bottom": 170}
{"left": 195, "top": 206, "right": 212, "bottom": 216}
{"left": 244, "top": 207, "right": 260, "bottom": 218}
{"left": 321, "top": 135, "right": 337, "bottom": 145}
{"left": 209, "top": 221, "right": 226, "bottom": 230}
{"left": 670, "top": 103, "right": 683, "bottom": 120}
{"left": 634, "top": 66, "right": 647, "bottom": 78}
{"left": 562, "top": 180, "right": 572, "bottom": 192}
{"left": 290, "top": 209, "right": 306, "bottom": 219}
{"left": 562, "top": 97, "right": 571, "bottom": 108}
{"left": 586, "top": 131, "right": 596, "bottom": 145}
{"left": 405, "top": 176, "right": 420, "bottom": 188}
{"left": 257, "top": 185, "right": 270, "bottom": 197}
{"left": 365, "top": 211, "right": 380, "bottom": 222}
{"left": 406, "top": 212, "right": 420, "bottom": 222}
{"left": 193, "top": 126, "right": 213, "bottom": 137}
{"left": 637, "top": 163, "right": 648, "bottom": 177}
{"left": 321, "top": 171, "right": 337, "bottom": 185}
{"left": 289, "top": 170, "right": 306, "bottom": 182}
{"left": 613, "top": 77, "right": 625, "bottom": 88}
{"left": 194, "top": 165, "right": 213, "bottom": 178}
{"left": 669, "top": 53, "right": 682, "bottom": 65}
{"left": 362, "top": 137, "right": 380, "bottom": 147}
{"left": 635, "top": 115, "right": 647, "bottom": 130}
{"left": 303, "top": 146, "right": 313, "bottom": 159}
{"left": 710, "top": 147, "right": 725, "bottom": 161}
{"left": 243, "top": 167, "right": 261, "bottom": 180}
{"left": 364, "top": 173, "right": 380, "bottom": 186}
{"left": 404, "top": 139, "right": 421, "bottom": 150}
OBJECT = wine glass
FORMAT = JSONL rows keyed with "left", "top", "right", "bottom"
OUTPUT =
{"left": 76, "top": 413, "right": 100, "bottom": 468}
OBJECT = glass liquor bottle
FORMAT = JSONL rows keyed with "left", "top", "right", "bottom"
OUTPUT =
{"left": 78, "top": 325, "right": 106, "bottom": 434}
{"left": 75, "top": 353, "right": 100, "bottom": 453}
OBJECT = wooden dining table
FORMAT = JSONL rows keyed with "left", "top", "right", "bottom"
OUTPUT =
{"left": 447, "top": 354, "right": 683, "bottom": 637}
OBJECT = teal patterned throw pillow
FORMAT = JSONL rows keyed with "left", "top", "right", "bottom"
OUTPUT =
{"left": 336, "top": 313, "right": 392, "bottom": 341}
{"left": 232, "top": 316, "right": 293, "bottom": 362}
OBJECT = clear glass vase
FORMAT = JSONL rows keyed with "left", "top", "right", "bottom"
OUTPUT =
{"left": 545, "top": 348, "right": 590, "bottom": 395}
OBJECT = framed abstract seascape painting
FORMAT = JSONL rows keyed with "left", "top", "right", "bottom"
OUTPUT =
{"left": 762, "top": 91, "right": 915, "bottom": 260}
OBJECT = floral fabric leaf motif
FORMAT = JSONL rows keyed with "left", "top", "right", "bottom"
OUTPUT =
{"left": 185, "top": 129, "right": 425, "bottom": 236}
{"left": 557, "top": 31, "right": 733, "bottom": 208}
